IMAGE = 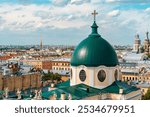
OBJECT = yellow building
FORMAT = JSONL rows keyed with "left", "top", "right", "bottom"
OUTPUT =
{"left": 51, "top": 58, "right": 70, "bottom": 71}
{"left": 0, "top": 72, "right": 41, "bottom": 91}
{"left": 22, "top": 59, "right": 52, "bottom": 70}
{"left": 121, "top": 71, "right": 150, "bottom": 82}
{"left": 120, "top": 65, "right": 150, "bottom": 95}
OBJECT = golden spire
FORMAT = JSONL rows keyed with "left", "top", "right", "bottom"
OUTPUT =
{"left": 40, "top": 33, "right": 43, "bottom": 50}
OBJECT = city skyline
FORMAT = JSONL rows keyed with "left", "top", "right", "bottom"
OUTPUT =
{"left": 0, "top": 0, "right": 150, "bottom": 45}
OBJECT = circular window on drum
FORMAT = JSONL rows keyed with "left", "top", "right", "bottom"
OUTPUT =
{"left": 79, "top": 70, "right": 86, "bottom": 82}
{"left": 97, "top": 70, "right": 106, "bottom": 82}
{"left": 114, "top": 70, "right": 118, "bottom": 80}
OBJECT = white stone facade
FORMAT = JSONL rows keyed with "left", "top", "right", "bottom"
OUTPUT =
{"left": 70, "top": 65, "right": 120, "bottom": 89}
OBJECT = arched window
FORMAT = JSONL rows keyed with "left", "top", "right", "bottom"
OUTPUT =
{"left": 97, "top": 70, "right": 106, "bottom": 82}
{"left": 114, "top": 70, "right": 118, "bottom": 80}
{"left": 70, "top": 69, "right": 72, "bottom": 79}
{"left": 79, "top": 70, "right": 86, "bottom": 82}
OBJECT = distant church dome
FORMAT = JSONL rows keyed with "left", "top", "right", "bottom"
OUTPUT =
{"left": 71, "top": 21, "right": 119, "bottom": 67}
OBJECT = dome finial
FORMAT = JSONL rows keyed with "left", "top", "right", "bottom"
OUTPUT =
{"left": 92, "top": 10, "right": 98, "bottom": 22}
{"left": 90, "top": 10, "right": 99, "bottom": 35}
{"left": 135, "top": 34, "right": 139, "bottom": 39}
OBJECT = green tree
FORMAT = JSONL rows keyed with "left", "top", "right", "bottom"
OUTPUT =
{"left": 53, "top": 73, "right": 61, "bottom": 82}
{"left": 42, "top": 72, "right": 61, "bottom": 83}
{"left": 143, "top": 88, "right": 150, "bottom": 100}
{"left": 147, "top": 54, "right": 150, "bottom": 58}
{"left": 42, "top": 72, "right": 53, "bottom": 81}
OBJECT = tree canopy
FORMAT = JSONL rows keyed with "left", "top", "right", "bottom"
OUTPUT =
{"left": 42, "top": 72, "right": 61, "bottom": 82}
{"left": 143, "top": 88, "right": 150, "bottom": 100}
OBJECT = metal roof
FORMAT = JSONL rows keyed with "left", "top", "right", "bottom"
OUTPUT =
{"left": 71, "top": 21, "right": 118, "bottom": 67}
{"left": 42, "top": 80, "right": 140, "bottom": 100}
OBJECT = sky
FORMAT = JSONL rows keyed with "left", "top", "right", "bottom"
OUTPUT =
{"left": 0, "top": 0, "right": 150, "bottom": 46}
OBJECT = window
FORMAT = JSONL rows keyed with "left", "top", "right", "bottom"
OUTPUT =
{"left": 79, "top": 70, "right": 86, "bottom": 82}
{"left": 114, "top": 70, "right": 118, "bottom": 80}
{"left": 70, "top": 69, "right": 72, "bottom": 79}
{"left": 97, "top": 70, "right": 106, "bottom": 82}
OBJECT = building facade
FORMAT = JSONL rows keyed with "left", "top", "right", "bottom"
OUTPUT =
{"left": 133, "top": 32, "right": 150, "bottom": 54}
{"left": 133, "top": 34, "right": 141, "bottom": 52}
{"left": 22, "top": 60, "right": 52, "bottom": 70}
{"left": 0, "top": 72, "right": 41, "bottom": 91}
{"left": 51, "top": 58, "right": 70, "bottom": 71}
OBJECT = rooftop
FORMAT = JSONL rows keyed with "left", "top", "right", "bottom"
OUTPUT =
{"left": 52, "top": 58, "right": 70, "bottom": 62}
{"left": 123, "top": 52, "right": 146, "bottom": 62}
{"left": 136, "top": 82, "right": 150, "bottom": 88}
{"left": 42, "top": 80, "right": 140, "bottom": 100}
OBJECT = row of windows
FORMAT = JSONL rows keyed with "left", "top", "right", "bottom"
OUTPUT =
{"left": 53, "top": 67, "right": 70, "bottom": 71}
{"left": 77, "top": 69, "right": 118, "bottom": 82}
{"left": 52, "top": 63, "right": 70, "bottom": 66}
{"left": 36, "top": 65, "right": 42, "bottom": 67}
{"left": 123, "top": 77, "right": 150, "bottom": 81}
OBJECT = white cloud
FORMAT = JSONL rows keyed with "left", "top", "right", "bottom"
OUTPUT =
{"left": 107, "top": 10, "right": 120, "bottom": 17}
{"left": 145, "top": 8, "right": 150, "bottom": 12}
{"left": 0, "top": 1, "right": 150, "bottom": 45}
{"left": 51, "top": 0, "right": 70, "bottom": 7}
{"left": 111, "top": 9, "right": 150, "bottom": 37}
{"left": 51, "top": 0, "right": 91, "bottom": 6}
{"left": 105, "top": 0, "right": 150, "bottom": 3}
{"left": 106, "top": 0, "right": 117, "bottom": 3}
{"left": 71, "top": 0, "right": 91, "bottom": 5}
{"left": 0, "top": 3, "right": 97, "bottom": 31}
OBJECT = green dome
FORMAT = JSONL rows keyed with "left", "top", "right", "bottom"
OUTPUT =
{"left": 71, "top": 21, "right": 119, "bottom": 67}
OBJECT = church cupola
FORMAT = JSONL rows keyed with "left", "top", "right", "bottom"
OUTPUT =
{"left": 144, "top": 31, "right": 150, "bottom": 53}
{"left": 70, "top": 10, "right": 119, "bottom": 89}
{"left": 133, "top": 34, "right": 141, "bottom": 53}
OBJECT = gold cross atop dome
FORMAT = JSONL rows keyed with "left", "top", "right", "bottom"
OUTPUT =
{"left": 92, "top": 10, "right": 98, "bottom": 21}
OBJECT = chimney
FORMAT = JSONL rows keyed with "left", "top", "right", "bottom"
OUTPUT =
{"left": 119, "top": 88, "right": 124, "bottom": 94}
{"left": 61, "top": 92, "right": 66, "bottom": 100}
{"left": 51, "top": 83, "right": 55, "bottom": 88}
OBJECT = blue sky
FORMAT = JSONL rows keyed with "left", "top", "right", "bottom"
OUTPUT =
{"left": 0, "top": 0, "right": 150, "bottom": 45}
